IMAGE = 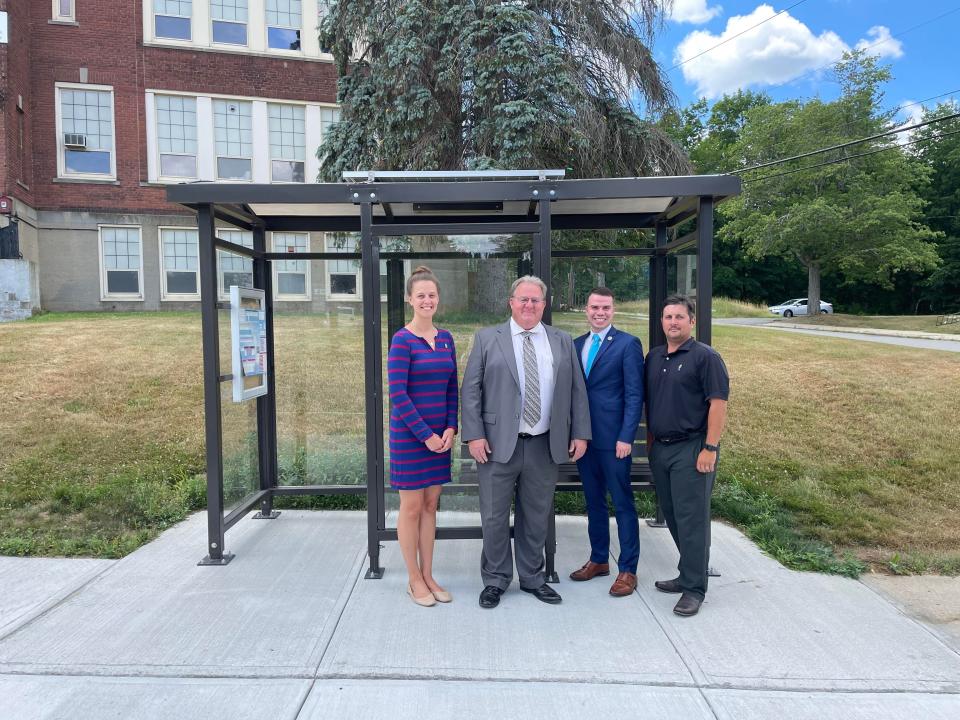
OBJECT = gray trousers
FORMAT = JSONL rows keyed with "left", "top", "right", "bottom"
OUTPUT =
{"left": 477, "top": 433, "right": 558, "bottom": 590}
{"left": 649, "top": 436, "right": 716, "bottom": 601}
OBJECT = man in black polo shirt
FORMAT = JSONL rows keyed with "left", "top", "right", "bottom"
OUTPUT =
{"left": 645, "top": 294, "right": 728, "bottom": 616}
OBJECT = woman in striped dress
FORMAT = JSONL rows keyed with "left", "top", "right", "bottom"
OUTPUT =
{"left": 388, "top": 266, "right": 458, "bottom": 607}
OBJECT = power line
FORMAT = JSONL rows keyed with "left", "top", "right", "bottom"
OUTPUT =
{"left": 668, "top": 0, "right": 811, "bottom": 71}
{"left": 743, "top": 127, "right": 960, "bottom": 184}
{"left": 735, "top": 111, "right": 960, "bottom": 174}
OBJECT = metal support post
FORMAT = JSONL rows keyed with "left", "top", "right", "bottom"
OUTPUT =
{"left": 535, "top": 198, "right": 560, "bottom": 583}
{"left": 197, "top": 204, "right": 233, "bottom": 565}
{"left": 646, "top": 221, "right": 669, "bottom": 529}
{"left": 361, "top": 202, "right": 386, "bottom": 578}
{"left": 696, "top": 197, "right": 714, "bottom": 346}
{"left": 253, "top": 222, "right": 280, "bottom": 520}
{"left": 386, "top": 258, "right": 405, "bottom": 341}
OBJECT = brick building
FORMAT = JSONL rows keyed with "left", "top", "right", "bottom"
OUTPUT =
{"left": 0, "top": 1, "right": 415, "bottom": 316}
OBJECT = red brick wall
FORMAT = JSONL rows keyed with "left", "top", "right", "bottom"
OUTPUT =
{"left": 24, "top": 1, "right": 339, "bottom": 214}
{"left": 1, "top": 0, "right": 37, "bottom": 206}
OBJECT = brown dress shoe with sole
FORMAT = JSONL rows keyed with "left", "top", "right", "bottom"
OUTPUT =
{"left": 609, "top": 571, "right": 637, "bottom": 597}
{"left": 569, "top": 561, "right": 610, "bottom": 581}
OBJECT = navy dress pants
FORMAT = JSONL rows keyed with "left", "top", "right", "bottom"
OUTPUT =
{"left": 576, "top": 445, "right": 640, "bottom": 574}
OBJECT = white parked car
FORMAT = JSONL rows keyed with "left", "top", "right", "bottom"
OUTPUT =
{"left": 768, "top": 298, "right": 833, "bottom": 317}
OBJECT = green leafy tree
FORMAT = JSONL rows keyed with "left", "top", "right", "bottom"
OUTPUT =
{"left": 720, "top": 52, "right": 939, "bottom": 315}
{"left": 318, "top": 0, "right": 689, "bottom": 178}
{"left": 911, "top": 101, "right": 960, "bottom": 313}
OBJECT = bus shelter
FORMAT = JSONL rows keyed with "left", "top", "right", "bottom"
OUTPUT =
{"left": 166, "top": 171, "right": 741, "bottom": 575}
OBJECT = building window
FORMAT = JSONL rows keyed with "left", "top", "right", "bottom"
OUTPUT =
{"left": 268, "top": 104, "right": 305, "bottom": 182}
{"left": 320, "top": 107, "right": 340, "bottom": 139}
{"left": 160, "top": 227, "right": 200, "bottom": 299}
{"left": 272, "top": 232, "right": 310, "bottom": 299}
{"left": 53, "top": 0, "right": 76, "bottom": 22}
{"left": 213, "top": 99, "right": 252, "bottom": 181}
{"left": 218, "top": 229, "right": 254, "bottom": 299}
{"left": 57, "top": 85, "right": 115, "bottom": 179}
{"left": 211, "top": 0, "right": 247, "bottom": 45}
{"left": 326, "top": 233, "right": 360, "bottom": 298}
{"left": 99, "top": 226, "right": 143, "bottom": 299}
{"left": 156, "top": 95, "right": 197, "bottom": 179}
{"left": 154, "top": 0, "right": 192, "bottom": 40}
{"left": 266, "top": 0, "right": 301, "bottom": 50}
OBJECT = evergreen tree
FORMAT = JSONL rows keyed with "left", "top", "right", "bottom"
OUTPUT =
{"left": 318, "top": 0, "right": 688, "bottom": 178}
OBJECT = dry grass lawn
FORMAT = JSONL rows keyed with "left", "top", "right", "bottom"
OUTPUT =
{"left": 1, "top": 310, "right": 958, "bottom": 572}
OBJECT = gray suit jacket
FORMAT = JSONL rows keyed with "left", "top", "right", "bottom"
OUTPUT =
{"left": 460, "top": 321, "right": 591, "bottom": 464}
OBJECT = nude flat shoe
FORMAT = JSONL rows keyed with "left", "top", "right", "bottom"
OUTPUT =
{"left": 408, "top": 585, "right": 436, "bottom": 607}
{"left": 431, "top": 589, "right": 452, "bottom": 603}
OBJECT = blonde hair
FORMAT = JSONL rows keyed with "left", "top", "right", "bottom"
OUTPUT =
{"left": 406, "top": 265, "right": 440, "bottom": 297}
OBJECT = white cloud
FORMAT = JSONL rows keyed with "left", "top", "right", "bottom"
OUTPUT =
{"left": 674, "top": 7, "right": 906, "bottom": 99}
{"left": 670, "top": 0, "right": 723, "bottom": 24}
{"left": 894, "top": 101, "right": 925, "bottom": 145}
{"left": 855, "top": 26, "right": 904, "bottom": 59}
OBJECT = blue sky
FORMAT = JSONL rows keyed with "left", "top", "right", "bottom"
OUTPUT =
{"left": 651, "top": 0, "right": 959, "bottom": 125}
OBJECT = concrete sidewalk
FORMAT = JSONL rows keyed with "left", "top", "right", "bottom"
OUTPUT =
{"left": 2, "top": 511, "right": 959, "bottom": 719}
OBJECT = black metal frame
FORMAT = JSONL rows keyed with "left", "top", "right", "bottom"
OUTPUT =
{"left": 168, "top": 175, "right": 740, "bottom": 568}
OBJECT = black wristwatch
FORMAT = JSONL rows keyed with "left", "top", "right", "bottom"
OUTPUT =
{"left": 704, "top": 443, "right": 720, "bottom": 452}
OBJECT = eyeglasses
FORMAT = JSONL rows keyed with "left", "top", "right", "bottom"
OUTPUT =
{"left": 511, "top": 297, "right": 544, "bottom": 305}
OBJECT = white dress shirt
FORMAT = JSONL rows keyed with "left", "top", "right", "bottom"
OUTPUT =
{"left": 581, "top": 324, "right": 612, "bottom": 371}
{"left": 510, "top": 318, "right": 554, "bottom": 435}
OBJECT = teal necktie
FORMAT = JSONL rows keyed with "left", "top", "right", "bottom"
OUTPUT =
{"left": 585, "top": 334, "right": 601, "bottom": 377}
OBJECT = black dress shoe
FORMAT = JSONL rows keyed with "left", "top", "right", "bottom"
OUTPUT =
{"left": 479, "top": 585, "right": 504, "bottom": 609}
{"left": 655, "top": 577, "right": 683, "bottom": 594}
{"left": 521, "top": 583, "right": 562, "bottom": 604}
{"left": 673, "top": 592, "right": 702, "bottom": 616}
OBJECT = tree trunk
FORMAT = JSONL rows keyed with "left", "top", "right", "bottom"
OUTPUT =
{"left": 807, "top": 263, "right": 822, "bottom": 320}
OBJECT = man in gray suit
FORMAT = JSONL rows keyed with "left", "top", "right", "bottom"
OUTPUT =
{"left": 461, "top": 276, "right": 591, "bottom": 608}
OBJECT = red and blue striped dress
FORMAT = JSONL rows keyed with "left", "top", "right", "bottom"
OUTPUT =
{"left": 387, "top": 327, "right": 458, "bottom": 490}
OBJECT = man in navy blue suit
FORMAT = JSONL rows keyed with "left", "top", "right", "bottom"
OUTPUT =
{"left": 569, "top": 288, "right": 644, "bottom": 596}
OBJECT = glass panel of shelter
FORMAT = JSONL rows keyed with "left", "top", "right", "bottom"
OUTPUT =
{"left": 379, "top": 233, "right": 535, "bottom": 529}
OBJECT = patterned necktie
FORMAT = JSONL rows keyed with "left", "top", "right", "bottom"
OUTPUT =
{"left": 585, "top": 334, "right": 601, "bottom": 377}
{"left": 521, "top": 331, "right": 541, "bottom": 427}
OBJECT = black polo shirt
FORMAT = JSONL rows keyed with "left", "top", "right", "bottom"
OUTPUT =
{"left": 645, "top": 337, "right": 729, "bottom": 440}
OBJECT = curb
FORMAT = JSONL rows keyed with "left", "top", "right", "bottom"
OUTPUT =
{"left": 770, "top": 322, "right": 960, "bottom": 342}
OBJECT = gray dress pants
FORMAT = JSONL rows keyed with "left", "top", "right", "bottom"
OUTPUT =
{"left": 477, "top": 433, "right": 558, "bottom": 590}
{"left": 649, "top": 436, "right": 716, "bottom": 600}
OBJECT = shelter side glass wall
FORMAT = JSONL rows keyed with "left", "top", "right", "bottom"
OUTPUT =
{"left": 666, "top": 251, "right": 697, "bottom": 302}
{"left": 217, "top": 301, "right": 260, "bottom": 512}
{"left": 381, "top": 235, "right": 533, "bottom": 525}
{"left": 273, "top": 254, "right": 368, "bottom": 490}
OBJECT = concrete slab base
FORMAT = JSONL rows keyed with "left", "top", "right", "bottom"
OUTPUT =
{"left": 300, "top": 679, "right": 715, "bottom": 719}
{"left": 0, "top": 557, "right": 114, "bottom": 639}
{"left": 0, "top": 674, "right": 310, "bottom": 720}
{"left": 3, "top": 510, "right": 960, "bottom": 719}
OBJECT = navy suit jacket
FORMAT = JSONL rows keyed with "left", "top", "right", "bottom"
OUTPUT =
{"left": 575, "top": 326, "right": 644, "bottom": 451}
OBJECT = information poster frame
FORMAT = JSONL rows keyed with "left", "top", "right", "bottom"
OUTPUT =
{"left": 230, "top": 285, "right": 269, "bottom": 403}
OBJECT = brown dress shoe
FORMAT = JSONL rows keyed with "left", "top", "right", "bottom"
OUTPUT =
{"left": 609, "top": 571, "right": 638, "bottom": 597}
{"left": 569, "top": 561, "right": 610, "bottom": 581}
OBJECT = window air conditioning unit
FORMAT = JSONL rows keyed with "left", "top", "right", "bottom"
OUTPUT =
{"left": 64, "top": 133, "right": 87, "bottom": 148}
